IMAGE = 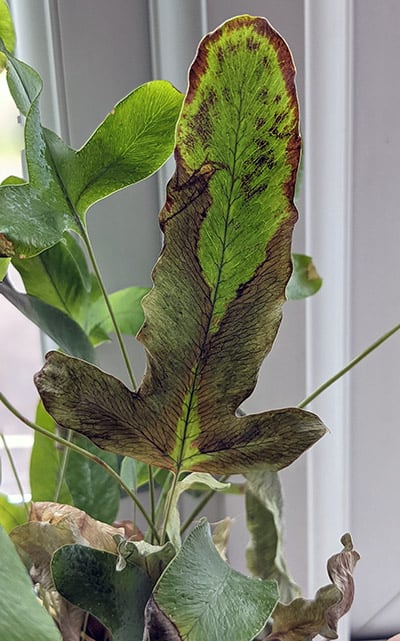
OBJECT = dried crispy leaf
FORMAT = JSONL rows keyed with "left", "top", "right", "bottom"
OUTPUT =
{"left": 266, "top": 535, "right": 360, "bottom": 641}
{"left": 10, "top": 502, "right": 123, "bottom": 590}
{"left": 212, "top": 517, "right": 233, "bottom": 561}
{"left": 268, "top": 586, "right": 342, "bottom": 641}
{"left": 36, "top": 16, "right": 326, "bottom": 477}
{"left": 325, "top": 533, "right": 360, "bottom": 634}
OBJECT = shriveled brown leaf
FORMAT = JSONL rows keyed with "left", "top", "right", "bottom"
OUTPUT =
{"left": 325, "top": 533, "right": 360, "bottom": 635}
{"left": 212, "top": 517, "right": 233, "bottom": 561}
{"left": 10, "top": 503, "right": 125, "bottom": 641}
{"left": 266, "top": 534, "right": 360, "bottom": 641}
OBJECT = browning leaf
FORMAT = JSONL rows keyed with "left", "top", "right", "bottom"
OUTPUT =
{"left": 266, "top": 534, "right": 360, "bottom": 641}
{"left": 35, "top": 15, "right": 327, "bottom": 477}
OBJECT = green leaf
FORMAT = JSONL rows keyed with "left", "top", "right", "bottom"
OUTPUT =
{"left": 0, "top": 1, "right": 15, "bottom": 70}
{"left": 0, "top": 525, "right": 62, "bottom": 641}
{"left": 120, "top": 455, "right": 137, "bottom": 491}
{"left": 86, "top": 286, "right": 149, "bottom": 341}
{"left": 0, "top": 494, "right": 27, "bottom": 532}
{"left": 1, "top": 175, "right": 26, "bottom": 186}
{"left": 145, "top": 519, "right": 278, "bottom": 641}
{"left": 286, "top": 254, "right": 322, "bottom": 300}
{"left": 0, "top": 277, "right": 95, "bottom": 361}
{"left": 52, "top": 545, "right": 153, "bottom": 641}
{"left": 35, "top": 16, "right": 327, "bottom": 477}
{"left": 65, "top": 434, "right": 120, "bottom": 523}
{"left": 0, "top": 43, "right": 182, "bottom": 258}
{"left": 0, "top": 43, "right": 80, "bottom": 258}
{"left": 0, "top": 256, "right": 10, "bottom": 280}
{"left": 46, "top": 83, "right": 183, "bottom": 216}
{"left": 30, "top": 400, "right": 72, "bottom": 504}
{"left": 13, "top": 233, "right": 91, "bottom": 320}
{"left": 245, "top": 470, "right": 300, "bottom": 603}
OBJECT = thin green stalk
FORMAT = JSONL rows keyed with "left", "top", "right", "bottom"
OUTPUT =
{"left": 54, "top": 430, "right": 72, "bottom": 502}
{"left": 0, "top": 433, "right": 29, "bottom": 516}
{"left": 160, "top": 470, "right": 180, "bottom": 545}
{"left": 298, "top": 322, "right": 400, "bottom": 409}
{"left": 79, "top": 222, "right": 138, "bottom": 391}
{"left": 180, "top": 475, "right": 230, "bottom": 536}
{"left": 0, "top": 392, "right": 159, "bottom": 542}
{"left": 154, "top": 471, "right": 173, "bottom": 526}
{"left": 148, "top": 465, "right": 156, "bottom": 544}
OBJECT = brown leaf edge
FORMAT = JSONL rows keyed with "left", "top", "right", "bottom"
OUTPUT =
{"left": 264, "top": 534, "right": 360, "bottom": 641}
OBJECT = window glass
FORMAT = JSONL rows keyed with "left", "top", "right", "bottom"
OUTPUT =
{"left": 0, "top": 71, "right": 42, "bottom": 501}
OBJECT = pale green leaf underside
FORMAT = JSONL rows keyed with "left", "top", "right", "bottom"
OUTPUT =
{"left": 36, "top": 16, "right": 327, "bottom": 476}
{"left": 245, "top": 470, "right": 300, "bottom": 603}
{"left": 150, "top": 519, "right": 278, "bottom": 641}
{"left": 286, "top": 254, "right": 322, "bottom": 300}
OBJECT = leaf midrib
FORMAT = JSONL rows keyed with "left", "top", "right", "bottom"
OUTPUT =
{"left": 175, "top": 89, "right": 245, "bottom": 472}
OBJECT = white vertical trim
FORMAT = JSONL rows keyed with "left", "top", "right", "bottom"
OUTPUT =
{"left": 304, "top": 0, "right": 353, "bottom": 636}
{"left": 148, "top": 0, "right": 208, "bottom": 208}
{"left": 10, "top": 0, "right": 64, "bottom": 136}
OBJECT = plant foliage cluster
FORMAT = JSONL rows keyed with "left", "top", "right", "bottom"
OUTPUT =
{"left": 0, "top": 6, "right": 361, "bottom": 641}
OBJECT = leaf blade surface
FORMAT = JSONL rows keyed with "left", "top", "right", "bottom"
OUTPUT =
{"left": 36, "top": 16, "right": 327, "bottom": 476}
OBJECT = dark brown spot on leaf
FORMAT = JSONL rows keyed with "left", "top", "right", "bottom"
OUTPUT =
{"left": 0, "top": 232, "right": 15, "bottom": 257}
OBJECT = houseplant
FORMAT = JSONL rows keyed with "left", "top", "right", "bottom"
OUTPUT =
{"left": 0, "top": 8, "right": 366, "bottom": 641}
